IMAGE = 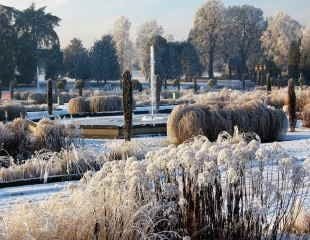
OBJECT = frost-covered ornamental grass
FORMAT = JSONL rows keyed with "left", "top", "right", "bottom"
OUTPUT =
{"left": 167, "top": 101, "right": 288, "bottom": 144}
{"left": 0, "top": 118, "right": 77, "bottom": 161}
{"left": 0, "top": 133, "right": 308, "bottom": 240}
{"left": 0, "top": 139, "right": 162, "bottom": 183}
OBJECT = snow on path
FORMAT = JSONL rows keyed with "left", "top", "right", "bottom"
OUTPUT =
{"left": 0, "top": 182, "right": 77, "bottom": 214}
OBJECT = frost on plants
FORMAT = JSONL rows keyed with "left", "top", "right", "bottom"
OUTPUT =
{"left": 1, "top": 132, "right": 307, "bottom": 240}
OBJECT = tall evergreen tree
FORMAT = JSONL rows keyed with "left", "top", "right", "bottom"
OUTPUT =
{"left": 16, "top": 33, "right": 37, "bottom": 84}
{"left": 15, "top": 4, "right": 60, "bottom": 49}
{"left": 0, "top": 10, "right": 16, "bottom": 87}
{"left": 15, "top": 3, "right": 61, "bottom": 84}
{"left": 63, "top": 38, "right": 90, "bottom": 80}
{"left": 89, "top": 35, "right": 120, "bottom": 84}
{"left": 45, "top": 44, "right": 63, "bottom": 80}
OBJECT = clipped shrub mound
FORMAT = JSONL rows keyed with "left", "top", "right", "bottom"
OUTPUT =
{"left": 32, "top": 119, "right": 74, "bottom": 152}
{"left": 89, "top": 96, "right": 123, "bottom": 112}
{"left": 0, "top": 103, "right": 26, "bottom": 121}
{"left": 167, "top": 101, "right": 288, "bottom": 144}
{"left": 68, "top": 97, "right": 90, "bottom": 114}
{"left": 68, "top": 96, "right": 123, "bottom": 114}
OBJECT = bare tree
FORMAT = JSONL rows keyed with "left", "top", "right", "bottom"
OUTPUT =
{"left": 136, "top": 20, "right": 164, "bottom": 79}
{"left": 113, "top": 16, "right": 133, "bottom": 73}
{"left": 261, "top": 12, "right": 302, "bottom": 70}
{"left": 224, "top": 5, "right": 266, "bottom": 81}
{"left": 189, "top": 0, "right": 225, "bottom": 79}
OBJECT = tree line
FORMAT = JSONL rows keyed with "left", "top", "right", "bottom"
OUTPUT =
{"left": 189, "top": 1, "right": 310, "bottom": 83}
{"left": 1, "top": 1, "right": 310, "bottom": 88}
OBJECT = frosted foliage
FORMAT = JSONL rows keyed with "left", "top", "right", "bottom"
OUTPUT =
{"left": 191, "top": 0, "right": 224, "bottom": 64}
{"left": 261, "top": 12, "right": 302, "bottom": 68}
{"left": 113, "top": 16, "right": 133, "bottom": 72}
{"left": 1, "top": 135, "right": 307, "bottom": 239}
{"left": 302, "top": 28, "right": 310, "bottom": 51}
{"left": 136, "top": 20, "right": 164, "bottom": 72}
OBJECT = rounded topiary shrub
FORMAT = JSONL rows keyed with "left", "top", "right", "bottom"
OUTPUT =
{"left": 68, "top": 97, "right": 90, "bottom": 115}
{"left": 89, "top": 96, "right": 123, "bottom": 112}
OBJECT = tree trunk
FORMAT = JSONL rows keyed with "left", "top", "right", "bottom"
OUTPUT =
{"left": 288, "top": 79, "right": 297, "bottom": 132}
{"left": 47, "top": 79, "right": 53, "bottom": 116}
{"left": 208, "top": 49, "right": 214, "bottom": 79}
{"left": 122, "top": 71, "right": 133, "bottom": 141}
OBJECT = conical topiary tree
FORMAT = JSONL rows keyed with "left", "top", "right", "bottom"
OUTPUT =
{"left": 122, "top": 71, "right": 133, "bottom": 141}
{"left": 47, "top": 79, "right": 53, "bottom": 116}
{"left": 288, "top": 79, "right": 297, "bottom": 132}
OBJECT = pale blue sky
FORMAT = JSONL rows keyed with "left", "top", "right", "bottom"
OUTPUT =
{"left": 1, "top": 0, "right": 309, "bottom": 47}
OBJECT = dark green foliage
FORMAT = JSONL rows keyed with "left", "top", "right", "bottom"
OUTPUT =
{"left": 180, "top": 42, "right": 202, "bottom": 81}
{"left": 288, "top": 40, "right": 301, "bottom": 81}
{"left": 167, "top": 42, "right": 183, "bottom": 80}
{"left": 0, "top": 11, "right": 16, "bottom": 87}
{"left": 90, "top": 35, "right": 120, "bottom": 84}
{"left": 45, "top": 44, "right": 63, "bottom": 80}
{"left": 288, "top": 79, "right": 297, "bottom": 132}
{"left": 15, "top": 33, "right": 37, "bottom": 85}
{"left": 14, "top": 3, "right": 60, "bottom": 85}
{"left": 15, "top": 4, "right": 61, "bottom": 49}
{"left": 147, "top": 35, "right": 169, "bottom": 81}
{"left": 63, "top": 38, "right": 90, "bottom": 80}
{"left": 47, "top": 79, "right": 53, "bottom": 115}
{"left": 143, "top": 36, "right": 202, "bottom": 91}
{"left": 122, "top": 71, "right": 133, "bottom": 141}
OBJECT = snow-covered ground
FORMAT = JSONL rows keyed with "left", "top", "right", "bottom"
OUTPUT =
{"left": 26, "top": 104, "right": 174, "bottom": 121}
{"left": 0, "top": 181, "right": 78, "bottom": 213}
{"left": 57, "top": 113, "right": 169, "bottom": 127}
